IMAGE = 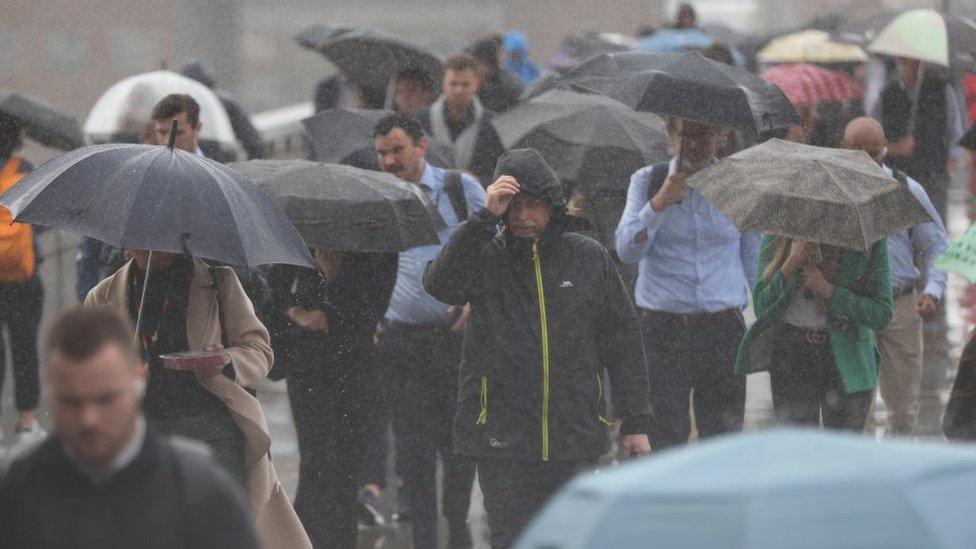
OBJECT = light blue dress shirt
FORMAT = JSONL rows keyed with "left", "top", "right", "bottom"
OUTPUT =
{"left": 884, "top": 165, "right": 949, "bottom": 299}
{"left": 384, "top": 163, "right": 486, "bottom": 325}
{"left": 615, "top": 158, "right": 760, "bottom": 314}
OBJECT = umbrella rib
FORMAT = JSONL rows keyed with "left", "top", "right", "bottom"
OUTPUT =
{"left": 818, "top": 161, "right": 871, "bottom": 249}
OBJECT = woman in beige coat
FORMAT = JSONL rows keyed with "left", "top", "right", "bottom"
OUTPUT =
{"left": 86, "top": 252, "right": 311, "bottom": 549}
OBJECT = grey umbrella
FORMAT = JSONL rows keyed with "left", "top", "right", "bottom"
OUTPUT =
{"left": 302, "top": 108, "right": 455, "bottom": 169}
{"left": 296, "top": 25, "right": 443, "bottom": 89}
{"left": 228, "top": 160, "right": 444, "bottom": 253}
{"left": 0, "top": 89, "right": 84, "bottom": 150}
{"left": 687, "top": 138, "right": 931, "bottom": 251}
{"left": 492, "top": 89, "right": 668, "bottom": 193}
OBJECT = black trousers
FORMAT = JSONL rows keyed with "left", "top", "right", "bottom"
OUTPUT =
{"left": 0, "top": 278, "right": 42, "bottom": 412}
{"left": 770, "top": 325, "right": 872, "bottom": 431}
{"left": 478, "top": 458, "right": 596, "bottom": 549}
{"left": 288, "top": 345, "right": 377, "bottom": 549}
{"left": 379, "top": 326, "right": 476, "bottom": 549}
{"left": 639, "top": 309, "right": 746, "bottom": 450}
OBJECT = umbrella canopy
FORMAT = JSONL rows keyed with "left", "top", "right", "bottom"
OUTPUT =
{"left": 0, "top": 143, "right": 313, "bottom": 268}
{"left": 936, "top": 222, "right": 976, "bottom": 283}
{"left": 868, "top": 9, "right": 976, "bottom": 68}
{"left": 687, "top": 138, "right": 931, "bottom": 251}
{"left": 301, "top": 108, "right": 455, "bottom": 169}
{"left": 548, "top": 32, "right": 632, "bottom": 71}
{"left": 760, "top": 63, "right": 864, "bottom": 107}
{"left": 635, "top": 28, "right": 747, "bottom": 66}
{"left": 296, "top": 25, "right": 443, "bottom": 88}
{"left": 849, "top": 9, "right": 976, "bottom": 70}
{"left": 0, "top": 90, "right": 84, "bottom": 150}
{"left": 84, "top": 70, "right": 241, "bottom": 157}
{"left": 516, "top": 429, "right": 976, "bottom": 549}
{"left": 557, "top": 51, "right": 800, "bottom": 135}
{"left": 228, "top": 160, "right": 443, "bottom": 253}
{"left": 491, "top": 89, "right": 668, "bottom": 192}
{"left": 758, "top": 30, "right": 868, "bottom": 64}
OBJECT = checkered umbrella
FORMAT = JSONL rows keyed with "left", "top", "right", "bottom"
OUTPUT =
{"left": 760, "top": 64, "right": 864, "bottom": 107}
{"left": 687, "top": 139, "right": 932, "bottom": 251}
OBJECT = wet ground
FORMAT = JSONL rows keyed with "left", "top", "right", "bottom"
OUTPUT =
{"left": 2, "top": 171, "right": 970, "bottom": 549}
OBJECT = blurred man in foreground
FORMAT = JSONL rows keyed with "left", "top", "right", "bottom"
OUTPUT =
{"left": 0, "top": 307, "right": 260, "bottom": 549}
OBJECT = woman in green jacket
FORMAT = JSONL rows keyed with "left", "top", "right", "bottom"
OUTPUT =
{"left": 736, "top": 236, "right": 892, "bottom": 431}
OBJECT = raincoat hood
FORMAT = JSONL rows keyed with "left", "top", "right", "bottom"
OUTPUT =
{"left": 492, "top": 148, "right": 566, "bottom": 211}
{"left": 180, "top": 60, "right": 216, "bottom": 90}
{"left": 504, "top": 30, "right": 530, "bottom": 53}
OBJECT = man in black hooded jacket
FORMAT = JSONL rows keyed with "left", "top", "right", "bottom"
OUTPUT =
{"left": 423, "top": 149, "right": 652, "bottom": 548}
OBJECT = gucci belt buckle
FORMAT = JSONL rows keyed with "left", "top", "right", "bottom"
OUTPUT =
{"left": 806, "top": 329, "right": 827, "bottom": 345}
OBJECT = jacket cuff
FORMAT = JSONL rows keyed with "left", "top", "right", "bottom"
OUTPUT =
{"left": 620, "top": 413, "right": 651, "bottom": 436}
{"left": 472, "top": 207, "right": 502, "bottom": 227}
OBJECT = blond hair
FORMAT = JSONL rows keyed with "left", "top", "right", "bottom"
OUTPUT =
{"left": 761, "top": 237, "right": 791, "bottom": 283}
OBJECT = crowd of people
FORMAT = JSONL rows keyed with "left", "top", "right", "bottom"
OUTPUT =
{"left": 1, "top": 2, "right": 975, "bottom": 549}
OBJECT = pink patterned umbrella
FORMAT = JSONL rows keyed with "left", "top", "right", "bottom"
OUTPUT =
{"left": 760, "top": 63, "right": 864, "bottom": 107}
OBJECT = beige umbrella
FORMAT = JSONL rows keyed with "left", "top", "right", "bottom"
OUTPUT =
{"left": 758, "top": 30, "right": 868, "bottom": 64}
{"left": 867, "top": 9, "right": 953, "bottom": 67}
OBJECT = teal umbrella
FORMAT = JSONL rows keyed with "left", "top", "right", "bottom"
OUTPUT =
{"left": 516, "top": 429, "right": 976, "bottom": 549}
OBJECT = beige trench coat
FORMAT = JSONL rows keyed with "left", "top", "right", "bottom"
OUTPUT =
{"left": 86, "top": 258, "right": 311, "bottom": 549}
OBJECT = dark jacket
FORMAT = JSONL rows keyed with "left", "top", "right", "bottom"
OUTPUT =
{"left": 423, "top": 149, "right": 651, "bottom": 461}
{"left": 478, "top": 69, "right": 524, "bottom": 113}
{"left": 0, "top": 430, "right": 260, "bottom": 549}
{"left": 414, "top": 104, "right": 506, "bottom": 186}
{"left": 268, "top": 252, "right": 397, "bottom": 379}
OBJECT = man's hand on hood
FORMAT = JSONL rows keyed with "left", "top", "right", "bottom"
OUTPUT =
{"left": 486, "top": 175, "right": 520, "bottom": 216}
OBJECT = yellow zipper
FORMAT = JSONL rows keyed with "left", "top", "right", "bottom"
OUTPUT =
{"left": 532, "top": 240, "right": 551, "bottom": 461}
{"left": 596, "top": 373, "right": 611, "bottom": 426}
{"left": 477, "top": 376, "right": 488, "bottom": 425}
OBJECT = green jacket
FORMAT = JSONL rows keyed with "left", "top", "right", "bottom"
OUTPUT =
{"left": 735, "top": 237, "right": 892, "bottom": 394}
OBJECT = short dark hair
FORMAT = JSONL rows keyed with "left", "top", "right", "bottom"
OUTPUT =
{"left": 46, "top": 307, "right": 137, "bottom": 364}
{"left": 373, "top": 113, "right": 425, "bottom": 145}
{"left": 443, "top": 53, "right": 480, "bottom": 74}
{"left": 0, "top": 113, "right": 23, "bottom": 160}
{"left": 468, "top": 39, "right": 501, "bottom": 69}
{"left": 151, "top": 94, "right": 200, "bottom": 127}
{"left": 396, "top": 67, "right": 438, "bottom": 93}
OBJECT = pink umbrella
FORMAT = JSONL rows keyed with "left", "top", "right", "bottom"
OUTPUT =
{"left": 760, "top": 63, "right": 864, "bottom": 108}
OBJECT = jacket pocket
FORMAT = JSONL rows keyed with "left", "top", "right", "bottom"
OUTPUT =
{"left": 476, "top": 376, "right": 488, "bottom": 425}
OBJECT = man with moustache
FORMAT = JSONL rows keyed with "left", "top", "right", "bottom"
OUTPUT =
{"left": 373, "top": 113, "right": 485, "bottom": 549}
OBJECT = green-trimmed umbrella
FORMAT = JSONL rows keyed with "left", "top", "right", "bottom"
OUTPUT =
{"left": 936, "top": 223, "right": 976, "bottom": 283}
{"left": 867, "top": 9, "right": 976, "bottom": 68}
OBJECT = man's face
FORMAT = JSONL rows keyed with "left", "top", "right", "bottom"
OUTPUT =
{"left": 507, "top": 193, "right": 552, "bottom": 238}
{"left": 153, "top": 111, "right": 201, "bottom": 153}
{"left": 443, "top": 69, "right": 481, "bottom": 111}
{"left": 675, "top": 120, "right": 717, "bottom": 173}
{"left": 374, "top": 128, "right": 427, "bottom": 183}
{"left": 897, "top": 57, "right": 922, "bottom": 88}
{"left": 394, "top": 76, "right": 436, "bottom": 117}
{"left": 48, "top": 344, "right": 144, "bottom": 471}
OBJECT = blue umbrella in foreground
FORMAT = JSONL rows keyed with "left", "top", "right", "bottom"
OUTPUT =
{"left": 516, "top": 429, "right": 976, "bottom": 549}
{"left": 0, "top": 121, "right": 313, "bottom": 270}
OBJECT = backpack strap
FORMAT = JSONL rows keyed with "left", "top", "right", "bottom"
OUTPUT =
{"left": 890, "top": 168, "right": 915, "bottom": 241}
{"left": 443, "top": 169, "right": 469, "bottom": 222}
{"left": 645, "top": 162, "right": 671, "bottom": 203}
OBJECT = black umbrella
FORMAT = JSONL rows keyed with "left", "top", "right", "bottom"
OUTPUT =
{"left": 302, "top": 108, "right": 455, "bottom": 168}
{"left": 492, "top": 89, "right": 668, "bottom": 193}
{"left": 0, "top": 89, "right": 84, "bottom": 150}
{"left": 554, "top": 51, "right": 801, "bottom": 135}
{"left": 296, "top": 25, "right": 443, "bottom": 89}
{"left": 0, "top": 125, "right": 313, "bottom": 269}
{"left": 228, "top": 160, "right": 443, "bottom": 252}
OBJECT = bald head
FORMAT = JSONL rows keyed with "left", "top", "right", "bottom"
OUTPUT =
{"left": 842, "top": 117, "right": 887, "bottom": 165}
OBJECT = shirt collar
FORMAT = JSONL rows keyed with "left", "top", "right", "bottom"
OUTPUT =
{"left": 418, "top": 162, "right": 440, "bottom": 192}
{"left": 63, "top": 415, "right": 147, "bottom": 484}
{"left": 195, "top": 146, "right": 205, "bottom": 157}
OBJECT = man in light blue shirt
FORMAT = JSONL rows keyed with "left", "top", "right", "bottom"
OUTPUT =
{"left": 373, "top": 114, "right": 485, "bottom": 549}
{"left": 616, "top": 119, "right": 759, "bottom": 450}
{"left": 843, "top": 117, "right": 949, "bottom": 436}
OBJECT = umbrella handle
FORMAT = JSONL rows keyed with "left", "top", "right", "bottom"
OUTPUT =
{"left": 167, "top": 119, "right": 178, "bottom": 149}
{"left": 133, "top": 250, "right": 154, "bottom": 349}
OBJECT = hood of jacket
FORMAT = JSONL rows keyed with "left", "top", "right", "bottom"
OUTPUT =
{"left": 493, "top": 148, "right": 566, "bottom": 212}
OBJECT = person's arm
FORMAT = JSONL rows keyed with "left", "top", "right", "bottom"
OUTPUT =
{"left": 323, "top": 253, "right": 398, "bottom": 336}
{"left": 596, "top": 248, "right": 652, "bottom": 437}
{"left": 214, "top": 268, "right": 274, "bottom": 387}
{"left": 906, "top": 178, "right": 950, "bottom": 301}
{"left": 826, "top": 239, "right": 893, "bottom": 331}
{"left": 739, "top": 231, "right": 761, "bottom": 292}
{"left": 614, "top": 167, "right": 666, "bottom": 265}
{"left": 422, "top": 209, "right": 496, "bottom": 306}
{"left": 752, "top": 236, "right": 802, "bottom": 317}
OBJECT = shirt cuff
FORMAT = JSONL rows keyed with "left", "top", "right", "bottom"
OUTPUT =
{"left": 637, "top": 201, "right": 665, "bottom": 231}
{"left": 922, "top": 283, "right": 945, "bottom": 302}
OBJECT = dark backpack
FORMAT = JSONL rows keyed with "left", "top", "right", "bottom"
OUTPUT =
{"left": 443, "top": 169, "right": 469, "bottom": 223}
